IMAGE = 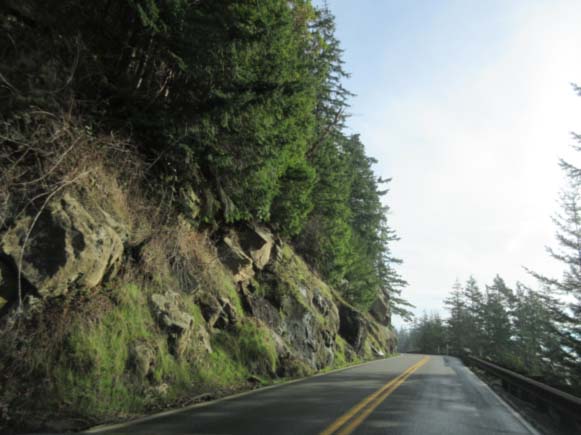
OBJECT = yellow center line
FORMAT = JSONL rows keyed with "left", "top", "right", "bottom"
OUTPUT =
{"left": 319, "top": 356, "right": 430, "bottom": 435}
{"left": 337, "top": 356, "right": 430, "bottom": 435}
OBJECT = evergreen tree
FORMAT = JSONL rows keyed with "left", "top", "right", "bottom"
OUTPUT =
{"left": 1, "top": 0, "right": 411, "bottom": 323}
{"left": 482, "top": 275, "right": 513, "bottom": 361}
{"left": 528, "top": 85, "right": 581, "bottom": 392}
{"left": 403, "top": 312, "right": 446, "bottom": 354}
{"left": 295, "top": 136, "right": 353, "bottom": 285}
{"left": 463, "top": 276, "right": 485, "bottom": 356}
{"left": 444, "top": 280, "right": 468, "bottom": 354}
{"left": 511, "top": 284, "right": 562, "bottom": 378}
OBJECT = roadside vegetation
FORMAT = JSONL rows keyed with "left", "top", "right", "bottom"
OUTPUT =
{"left": 0, "top": 1, "right": 403, "bottom": 431}
{"left": 0, "top": 0, "right": 409, "bottom": 313}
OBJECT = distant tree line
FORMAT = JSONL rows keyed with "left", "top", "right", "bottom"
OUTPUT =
{"left": 398, "top": 276, "right": 564, "bottom": 387}
{"left": 399, "top": 86, "right": 581, "bottom": 393}
{"left": 0, "top": 1, "right": 410, "bottom": 312}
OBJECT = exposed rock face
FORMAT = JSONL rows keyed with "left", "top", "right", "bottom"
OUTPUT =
{"left": 0, "top": 194, "right": 127, "bottom": 299}
{"left": 219, "top": 232, "right": 255, "bottom": 283}
{"left": 150, "top": 292, "right": 195, "bottom": 358}
{"left": 338, "top": 302, "right": 368, "bottom": 352}
{"left": 370, "top": 289, "right": 391, "bottom": 326}
{"left": 238, "top": 224, "right": 273, "bottom": 270}
{"left": 219, "top": 224, "right": 274, "bottom": 283}
{"left": 246, "top": 243, "right": 341, "bottom": 371}
{"left": 197, "top": 293, "right": 238, "bottom": 330}
{"left": 283, "top": 302, "right": 334, "bottom": 369}
{"left": 367, "top": 320, "right": 397, "bottom": 355}
{"left": 240, "top": 289, "right": 282, "bottom": 333}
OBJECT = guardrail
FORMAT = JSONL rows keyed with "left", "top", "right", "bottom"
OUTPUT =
{"left": 465, "top": 355, "right": 581, "bottom": 431}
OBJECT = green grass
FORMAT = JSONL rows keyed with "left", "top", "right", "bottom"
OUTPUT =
{"left": 46, "top": 278, "right": 285, "bottom": 420}
{"left": 53, "top": 283, "right": 154, "bottom": 415}
{"left": 49, "top": 283, "right": 254, "bottom": 419}
{"left": 238, "top": 320, "right": 277, "bottom": 375}
{"left": 212, "top": 320, "right": 278, "bottom": 377}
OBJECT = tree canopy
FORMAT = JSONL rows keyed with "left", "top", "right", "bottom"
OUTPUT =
{"left": 0, "top": 0, "right": 408, "bottom": 312}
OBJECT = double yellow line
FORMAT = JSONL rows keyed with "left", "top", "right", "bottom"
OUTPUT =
{"left": 320, "top": 356, "right": 430, "bottom": 435}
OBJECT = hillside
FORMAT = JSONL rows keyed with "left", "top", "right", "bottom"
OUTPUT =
{"left": 0, "top": 1, "right": 403, "bottom": 432}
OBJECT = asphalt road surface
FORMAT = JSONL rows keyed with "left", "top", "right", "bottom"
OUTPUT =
{"left": 85, "top": 354, "right": 537, "bottom": 435}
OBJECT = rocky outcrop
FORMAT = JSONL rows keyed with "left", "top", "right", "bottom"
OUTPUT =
{"left": 0, "top": 193, "right": 127, "bottom": 300}
{"left": 249, "top": 243, "right": 341, "bottom": 371}
{"left": 370, "top": 289, "right": 391, "bottom": 326}
{"left": 367, "top": 320, "right": 397, "bottom": 355}
{"left": 219, "top": 232, "right": 255, "bottom": 283}
{"left": 239, "top": 288, "right": 283, "bottom": 332}
{"left": 238, "top": 224, "right": 273, "bottom": 270}
{"left": 150, "top": 291, "right": 195, "bottom": 358}
{"left": 282, "top": 301, "right": 335, "bottom": 369}
{"left": 0, "top": 196, "right": 397, "bottom": 434}
{"left": 197, "top": 293, "right": 238, "bottom": 330}
{"left": 219, "top": 224, "right": 274, "bottom": 283}
{"left": 338, "top": 302, "right": 368, "bottom": 353}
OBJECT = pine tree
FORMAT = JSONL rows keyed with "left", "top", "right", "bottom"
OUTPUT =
{"left": 529, "top": 85, "right": 581, "bottom": 392}
{"left": 463, "top": 276, "right": 485, "bottom": 356}
{"left": 482, "top": 275, "right": 513, "bottom": 361}
{"left": 444, "top": 280, "right": 468, "bottom": 354}
{"left": 511, "top": 284, "right": 562, "bottom": 378}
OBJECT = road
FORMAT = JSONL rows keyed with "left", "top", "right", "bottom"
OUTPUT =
{"left": 85, "top": 354, "right": 537, "bottom": 435}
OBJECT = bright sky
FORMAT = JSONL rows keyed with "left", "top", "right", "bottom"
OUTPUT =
{"left": 326, "top": 0, "right": 581, "bottom": 326}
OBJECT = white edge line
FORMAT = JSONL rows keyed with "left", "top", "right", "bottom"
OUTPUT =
{"left": 464, "top": 364, "right": 542, "bottom": 435}
{"left": 83, "top": 354, "right": 404, "bottom": 434}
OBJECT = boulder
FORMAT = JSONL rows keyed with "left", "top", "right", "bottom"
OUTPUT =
{"left": 197, "top": 293, "right": 238, "bottom": 330}
{"left": 219, "top": 233, "right": 254, "bottom": 283}
{"left": 0, "top": 194, "right": 127, "bottom": 298}
{"left": 197, "top": 293, "right": 222, "bottom": 327}
{"left": 150, "top": 292, "right": 194, "bottom": 357}
{"left": 238, "top": 224, "right": 273, "bottom": 270}
{"left": 370, "top": 289, "right": 391, "bottom": 326}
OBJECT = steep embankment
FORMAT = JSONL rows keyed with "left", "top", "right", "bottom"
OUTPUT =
{"left": 0, "top": 1, "right": 401, "bottom": 432}
{"left": 0, "top": 166, "right": 395, "bottom": 432}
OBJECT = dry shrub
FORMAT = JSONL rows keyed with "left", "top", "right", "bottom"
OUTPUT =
{"left": 135, "top": 217, "right": 224, "bottom": 295}
{"left": 0, "top": 109, "right": 145, "bottom": 229}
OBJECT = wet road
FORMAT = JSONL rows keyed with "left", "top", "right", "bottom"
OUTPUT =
{"left": 85, "top": 354, "right": 537, "bottom": 435}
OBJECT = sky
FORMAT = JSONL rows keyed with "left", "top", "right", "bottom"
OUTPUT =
{"left": 324, "top": 0, "right": 581, "bottom": 326}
